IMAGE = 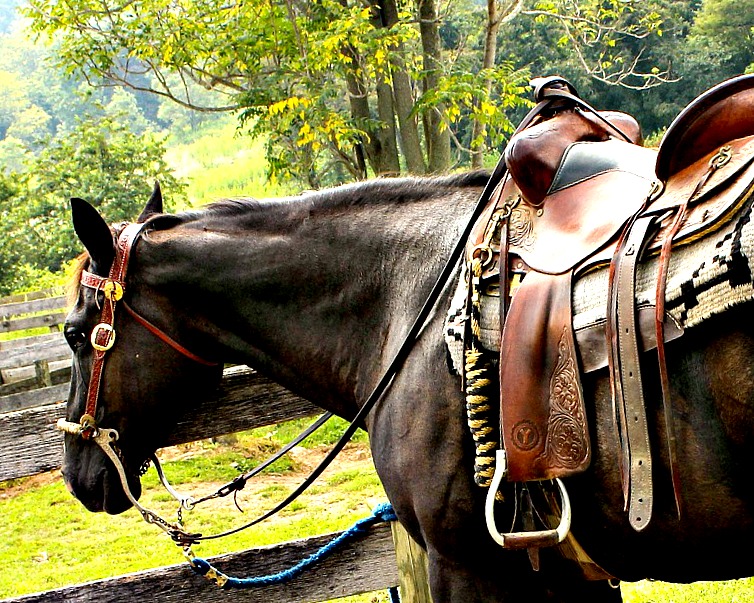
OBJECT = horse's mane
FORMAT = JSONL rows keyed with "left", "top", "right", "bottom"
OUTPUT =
{"left": 67, "top": 170, "right": 491, "bottom": 298}
{"left": 148, "top": 170, "right": 491, "bottom": 230}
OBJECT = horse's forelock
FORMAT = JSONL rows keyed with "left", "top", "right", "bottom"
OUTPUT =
{"left": 66, "top": 253, "right": 89, "bottom": 307}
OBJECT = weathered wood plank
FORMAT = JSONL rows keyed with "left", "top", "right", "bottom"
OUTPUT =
{"left": 391, "top": 522, "right": 433, "bottom": 603}
{"left": 0, "top": 383, "right": 69, "bottom": 414}
{"left": 0, "top": 338, "right": 69, "bottom": 369}
{"left": 1, "top": 521, "right": 398, "bottom": 603}
{"left": 0, "top": 289, "right": 61, "bottom": 306}
{"left": 0, "top": 295, "right": 67, "bottom": 318}
{"left": 0, "top": 333, "right": 63, "bottom": 352}
{"left": 0, "top": 366, "right": 320, "bottom": 482}
{"left": 0, "top": 312, "right": 67, "bottom": 334}
{"left": 0, "top": 364, "right": 70, "bottom": 398}
{"left": 0, "top": 358, "right": 71, "bottom": 390}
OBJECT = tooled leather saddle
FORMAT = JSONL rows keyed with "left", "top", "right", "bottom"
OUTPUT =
{"left": 469, "top": 74, "right": 754, "bottom": 535}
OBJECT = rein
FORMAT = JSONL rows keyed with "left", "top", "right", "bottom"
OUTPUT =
{"left": 58, "top": 76, "right": 623, "bottom": 551}
{"left": 57, "top": 160, "right": 509, "bottom": 546}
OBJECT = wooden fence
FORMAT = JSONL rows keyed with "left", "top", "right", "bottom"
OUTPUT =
{"left": 0, "top": 289, "right": 431, "bottom": 603}
{"left": 0, "top": 289, "right": 70, "bottom": 413}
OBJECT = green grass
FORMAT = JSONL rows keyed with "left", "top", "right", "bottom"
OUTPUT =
{"left": 622, "top": 578, "right": 754, "bottom": 602}
{"left": 164, "top": 117, "right": 294, "bottom": 209}
{"left": 5, "top": 428, "right": 754, "bottom": 603}
{"left": 0, "top": 425, "right": 388, "bottom": 600}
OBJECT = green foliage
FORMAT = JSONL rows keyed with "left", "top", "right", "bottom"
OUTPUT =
{"left": 689, "top": 0, "right": 754, "bottom": 74}
{"left": 415, "top": 63, "right": 532, "bottom": 151}
{"left": 164, "top": 117, "right": 293, "bottom": 207}
{"left": 530, "top": 0, "right": 668, "bottom": 89}
{"left": 0, "top": 114, "right": 186, "bottom": 295}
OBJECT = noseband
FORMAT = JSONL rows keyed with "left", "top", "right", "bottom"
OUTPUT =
{"left": 59, "top": 221, "right": 218, "bottom": 440}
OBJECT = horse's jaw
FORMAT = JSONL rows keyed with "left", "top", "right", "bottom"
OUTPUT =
{"left": 60, "top": 439, "right": 143, "bottom": 515}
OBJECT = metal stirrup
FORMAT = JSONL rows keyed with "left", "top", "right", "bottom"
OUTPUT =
{"left": 484, "top": 450, "right": 572, "bottom": 549}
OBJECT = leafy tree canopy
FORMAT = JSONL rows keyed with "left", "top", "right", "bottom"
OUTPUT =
{"left": 0, "top": 114, "right": 185, "bottom": 295}
{"left": 23, "top": 0, "right": 669, "bottom": 184}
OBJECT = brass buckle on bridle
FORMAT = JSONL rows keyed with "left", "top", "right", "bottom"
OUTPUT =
{"left": 91, "top": 323, "right": 116, "bottom": 351}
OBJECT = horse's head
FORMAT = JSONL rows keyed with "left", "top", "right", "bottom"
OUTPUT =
{"left": 60, "top": 184, "right": 223, "bottom": 514}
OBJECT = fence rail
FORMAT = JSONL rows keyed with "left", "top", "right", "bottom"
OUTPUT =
{"left": 0, "top": 365, "right": 319, "bottom": 482}
{"left": 1, "top": 368, "right": 419, "bottom": 602}
{"left": 0, "top": 293, "right": 67, "bottom": 335}
{"left": 0, "top": 291, "right": 68, "bottom": 408}
{"left": 1, "top": 288, "right": 431, "bottom": 603}
{"left": 3, "top": 523, "right": 398, "bottom": 603}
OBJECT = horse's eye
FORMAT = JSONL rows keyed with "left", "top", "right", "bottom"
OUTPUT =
{"left": 64, "top": 326, "right": 88, "bottom": 351}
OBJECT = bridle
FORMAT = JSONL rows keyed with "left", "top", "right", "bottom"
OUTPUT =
{"left": 57, "top": 221, "right": 223, "bottom": 541}
{"left": 57, "top": 221, "right": 339, "bottom": 547}
{"left": 59, "top": 222, "right": 218, "bottom": 440}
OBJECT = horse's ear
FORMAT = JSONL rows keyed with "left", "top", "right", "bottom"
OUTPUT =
{"left": 137, "top": 181, "right": 163, "bottom": 223}
{"left": 70, "top": 197, "right": 115, "bottom": 273}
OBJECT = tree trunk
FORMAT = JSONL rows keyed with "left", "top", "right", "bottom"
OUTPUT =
{"left": 375, "top": 78, "right": 402, "bottom": 176}
{"left": 343, "top": 63, "right": 374, "bottom": 179}
{"left": 418, "top": 0, "right": 451, "bottom": 173}
{"left": 471, "top": 0, "right": 523, "bottom": 169}
{"left": 339, "top": 0, "right": 400, "bottom": 178}
{"left": 369, "top": 3, "right": 401, "bottom": 177}
{"left": 471, "top": 0, "right": 501, "bottom": 169}
{"left": 380, "top": 0, "right": 426, "bottom": 174}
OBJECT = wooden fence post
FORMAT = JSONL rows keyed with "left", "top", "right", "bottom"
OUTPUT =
{"left": 390, "top": 521, "right": 433, "bottom": 603}
{"left": 34, "top": 360, "right": 52, "bottom": 388}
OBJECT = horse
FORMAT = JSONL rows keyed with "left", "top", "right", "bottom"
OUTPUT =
{"left": 59, "top": 79, "right": 754, "bottom": 601}
{"left": 58, "top": 170, "right": 754, "bottom": 602}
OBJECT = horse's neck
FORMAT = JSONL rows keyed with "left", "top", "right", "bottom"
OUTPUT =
{"left": 143, "top": 191, "right": 475, "bottom": 417}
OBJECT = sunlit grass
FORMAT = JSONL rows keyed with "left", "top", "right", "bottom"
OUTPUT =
{"left": 164, "top": 118, "right": 294, "bottom": 208}
{"left": 622, "top": 578, "right": 754, "bottom": 602}
{"left": 0, "top": 423, "right": 387, "bottom": 600}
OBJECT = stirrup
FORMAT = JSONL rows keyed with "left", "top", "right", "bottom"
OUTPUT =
{"left": 484, "top": 450, "right": 572, "bottom": 549}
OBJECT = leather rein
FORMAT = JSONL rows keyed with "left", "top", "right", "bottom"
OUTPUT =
{"left": 56, "top": 77, "right": 610, "bottom": 548}
{"left": 56, "top": 163, "right": 507, "bottom": 547}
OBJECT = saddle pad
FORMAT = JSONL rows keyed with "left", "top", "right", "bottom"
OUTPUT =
{"left": 445, "top": 195, "right": 754, "bottom": 374}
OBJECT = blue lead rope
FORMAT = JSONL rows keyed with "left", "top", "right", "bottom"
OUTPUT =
{"left": 189, "top": 502, "right": 399, "bottom": 599}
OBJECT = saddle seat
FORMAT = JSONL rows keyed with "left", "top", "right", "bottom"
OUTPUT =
{"left": 657, "top": 74, "right": 754, "bottom": 183}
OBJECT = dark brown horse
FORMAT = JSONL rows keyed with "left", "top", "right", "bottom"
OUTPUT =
{"left": 58, "top": 162, "right": 754, "bottom": 601}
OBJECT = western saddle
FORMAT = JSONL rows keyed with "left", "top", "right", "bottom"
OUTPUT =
{"left": 469, "top": 75, "right": 754, "bottom": 550}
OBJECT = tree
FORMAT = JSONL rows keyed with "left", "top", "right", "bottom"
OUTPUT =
{"left": 24, "top": 0, "right": 528, "bottom": 182}
{"left": 688, "top": 0, "right": 754, "bottom": 75}
{"left": 25, "top": 0, "right": 674, "bottom": 184}
{"left": 0, "top": 115, "right": 186, "bottom": 294}
{"left": 5, "top": 105, "right": 52, "bottom": 145}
